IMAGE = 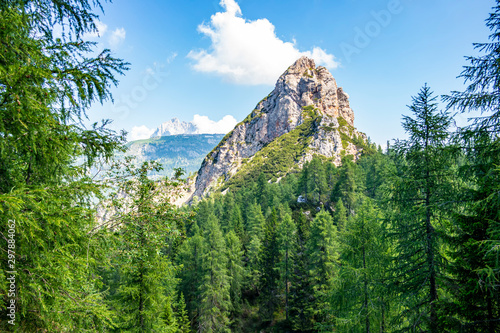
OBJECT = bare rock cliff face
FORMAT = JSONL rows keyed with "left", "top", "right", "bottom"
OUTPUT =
{"left": 192, "top": 56, "right": 366, "bottom": 199}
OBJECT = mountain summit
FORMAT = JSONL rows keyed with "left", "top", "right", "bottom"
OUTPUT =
{"left": 150, "top": 118, "right": 198, "bottom": 137}
{"left": 191, "top": 56, "right": 367, "bottom": 199}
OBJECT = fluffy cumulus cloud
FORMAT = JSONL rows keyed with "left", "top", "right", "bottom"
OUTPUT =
{"left": 191, "top": 114, "right": 237, "bottom": 134}
{"left": 109, "top": 28, "right": 126, "bottom": 48}
{"left": 188, "top": 0, "right": 339, "bottom": 85}
{"left": 129, "top": 125, "right": 155, "bottom": 141}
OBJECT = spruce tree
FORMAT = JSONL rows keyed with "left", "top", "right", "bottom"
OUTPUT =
{"left": 332, "top": 197, "right": 388, "bottom": 332}
{"left": 176, "top": 293, "right": 191, "bottom": 333}
{"left": 177, "top": 223, "right": 205, "bottom": 327}
{"left": 276, "top": 213, "right": 297, "bottom": 324}
{"left": 305, "top": 210, "right": 339, "bottom": 329}
{"left": 198, "top": 214, "right": 231, "bottom": 332}
{"left": 246, "top": 202, "right": 266, "bottom": 241}
{"left": 390, "top": 84, "right": 453, "bottom": 332}
{"left": 289, "top": 211, "right": 313, "bottom": 332}
{"left": 259, "top": 208, "right": 280, "bottom": 323}
{"left": 333, "top": 198, "right": 347, "bottom": 232}
{"left": 0, "top": 0, "right": 127, "bottom": 330}
{"left": 109, "top": 162, "right": 183, "bottom": 333}
{"left": 443, "top": 2, "right": 500, "bottom": 330}
{"left": 225, "top": 230, "right": 245, "bottom": 318}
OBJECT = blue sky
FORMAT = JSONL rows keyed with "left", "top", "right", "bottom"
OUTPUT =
{"left": 84, "top": 0, "right": 495, "bottom": 146}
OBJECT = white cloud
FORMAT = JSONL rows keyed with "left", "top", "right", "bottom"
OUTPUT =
{"left": 188, "top": 0, "right": 339, "bottom": 85}
{"left": 191, "top": 114, "right": 237, "bottom": 134}
{"left": 129, "top": 125, "right": 154, "bottom": 141}
{"left": 109, "top": 28, "right": 126, "bottom": 48}
{"left": 83, "top": 21, "right": 108, "bottom": 39}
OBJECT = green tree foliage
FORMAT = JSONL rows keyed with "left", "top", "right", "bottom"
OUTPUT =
{"left": 442, "top": 2, "right": 500, "bottom": 330}
{"left": 276, "top": 213, "right": 297, "bottom": 323}
{"left": 104, "top": 161, "right": 185, "bottom": 332}
{"left": 259, "top": 208, "right": 280, "bottom": 323}
{"left": 177, "top": 223, "right": 205, "bottom": 326}
{"left": 331, "top": 157, "right": 361, "bottom": 214}
{"left": 305, "top": 210, "right": 339, "bottom": 329}
{"left": 332, "top": 198, "right": 389, "bottom": 332}
{"left": 226, "top": 230, "right": 245, "bottom": 318}
{"left": 0, "top": 0, "right": 127, "bottom": 331}
{"left": 246, "top": 202, "right": 265, "bottom": 241}
{"left": 198, "top": 214, "right": 231, "bottom": 332}
{"left": 390, "top": 85, "right": 454, "bottom": 332}
{"left": 176, "top": 293, "right": 191, "bottom": 333}
{"left": 333, "top": 198, "right": 347, "bottom": 231}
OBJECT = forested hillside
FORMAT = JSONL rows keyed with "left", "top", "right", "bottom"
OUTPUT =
{"left": 0, "top": 0, "right": 500, "bottom": 332}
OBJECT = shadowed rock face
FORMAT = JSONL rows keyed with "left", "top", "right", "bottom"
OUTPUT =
{"left": 191, "top": 56, "right": 365, "bottom": 199}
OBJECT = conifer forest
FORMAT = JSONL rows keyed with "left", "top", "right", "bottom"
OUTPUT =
{"left": 1, "top": 0, "right": 500, "bottom": 332}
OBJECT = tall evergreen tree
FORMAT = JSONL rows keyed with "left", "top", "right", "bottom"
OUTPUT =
{"left": 246, "top": 202, "right": 266, "bottom": 241}
{"left": 198, "top": 214, "right": 231, "bottom": 333}
{"left": 307, "top": 157, "right": 329, "bottom": 205}
{"left": 289, "top": 211, "right": 313, "bottom": 332}
{"left": 443, "top": 2, "right": 500, "bottom": 330}
{"left": 176, "top": 292, "right": 191, "bottom": 333}
{"left": 0, "top": 0, "right": 127, "bottom": 330}
{"left": 332, "top": 197, "right": 388, "bottom": 332}
{"left": 333, "top": 198, "right": 347, "bottom": 232}
{"left": 305, "top": 210, "right": 339, "bottom": 329}
{"left": 276, "top": 213, "right": 297, "bottom": 324}
{"left": 390, "top": 84, "right": 453, "bottom": 332}
{"left": 177, "top": 223, "right": 205, "bottom": 327}
{"left": 225, "top": 230, "right": 245, "bottom": 318}
{"left": 109, "top": 162, "right": 183, "bottom": 333}
{"left": 259, "top": 208, "right": 280, "bottom": 323}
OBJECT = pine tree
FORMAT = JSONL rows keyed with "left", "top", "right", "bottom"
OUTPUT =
{"left": 289, "top": 211, "right": 313, "bottom": 332}
{"left": 230, "top": 203, "right": 244, "bottom": 239}
{"left": 307, "top": 157, "right": 329, "bottom": 205}
{"left": 332, "top": 157, "right": 360, "bottom": 214}
{"left": 110, "top": 162, "right": 183, "bottom": 333}
{"left": 276, "top": 213, "right": 297, "bottom": 323}
{"left": 443, "top": 2, "right": 500, "bottom": 330}
{"left": 305, "top": 210, "right": 339, "bottom": 329}
{"left": 246, "top": 235, "right": 263, "bottom": 296}
{"left": 164, "top": 297, "right": 179, "bottom": 333}
{"left": 332, "top": 197, "right": 388, "bottom": 332}
{"left": 198, "top": 214, "right": 231, "bottom": 333}
{"left": 177, "top": 223, "right": 205, "bottom": 327}
{"left": 333, "top": 198, "right": 347, "bottom": 232}
{"left": 0, "top": 0, "right": 127, "bottom": 330}
{"left": 246, "top": 202, "right": 266, "bottom": 241}
{"left": 225, "top": 230, "right": 245, "bottom": 318}
{"left": 390, "top": 84, "right": 453, "bottom": 332}
{"left": 257, "top": 172, "right": 270, "bottom": 211}
{"left": 259, "top": 208, "right": 280, "bottom": 322}
{"left": 222, "top": 191, "right": 235, "bottom": 232}
{"left": 176, "top": 293, "right": 191, "bottom": 333}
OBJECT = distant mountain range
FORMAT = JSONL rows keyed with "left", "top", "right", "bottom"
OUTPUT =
{"left": 122, "top": 134, "right": 225, "bottom": 178}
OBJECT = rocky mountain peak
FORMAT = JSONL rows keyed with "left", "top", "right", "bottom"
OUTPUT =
{"left": 150, "top": 118, "right": 198, "bottom": 137}
{"left": 286, "top": 56, "right": 316, "bottom": 74}
{"left": 189, "top": 57, "right": 366, "bottom": 200}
